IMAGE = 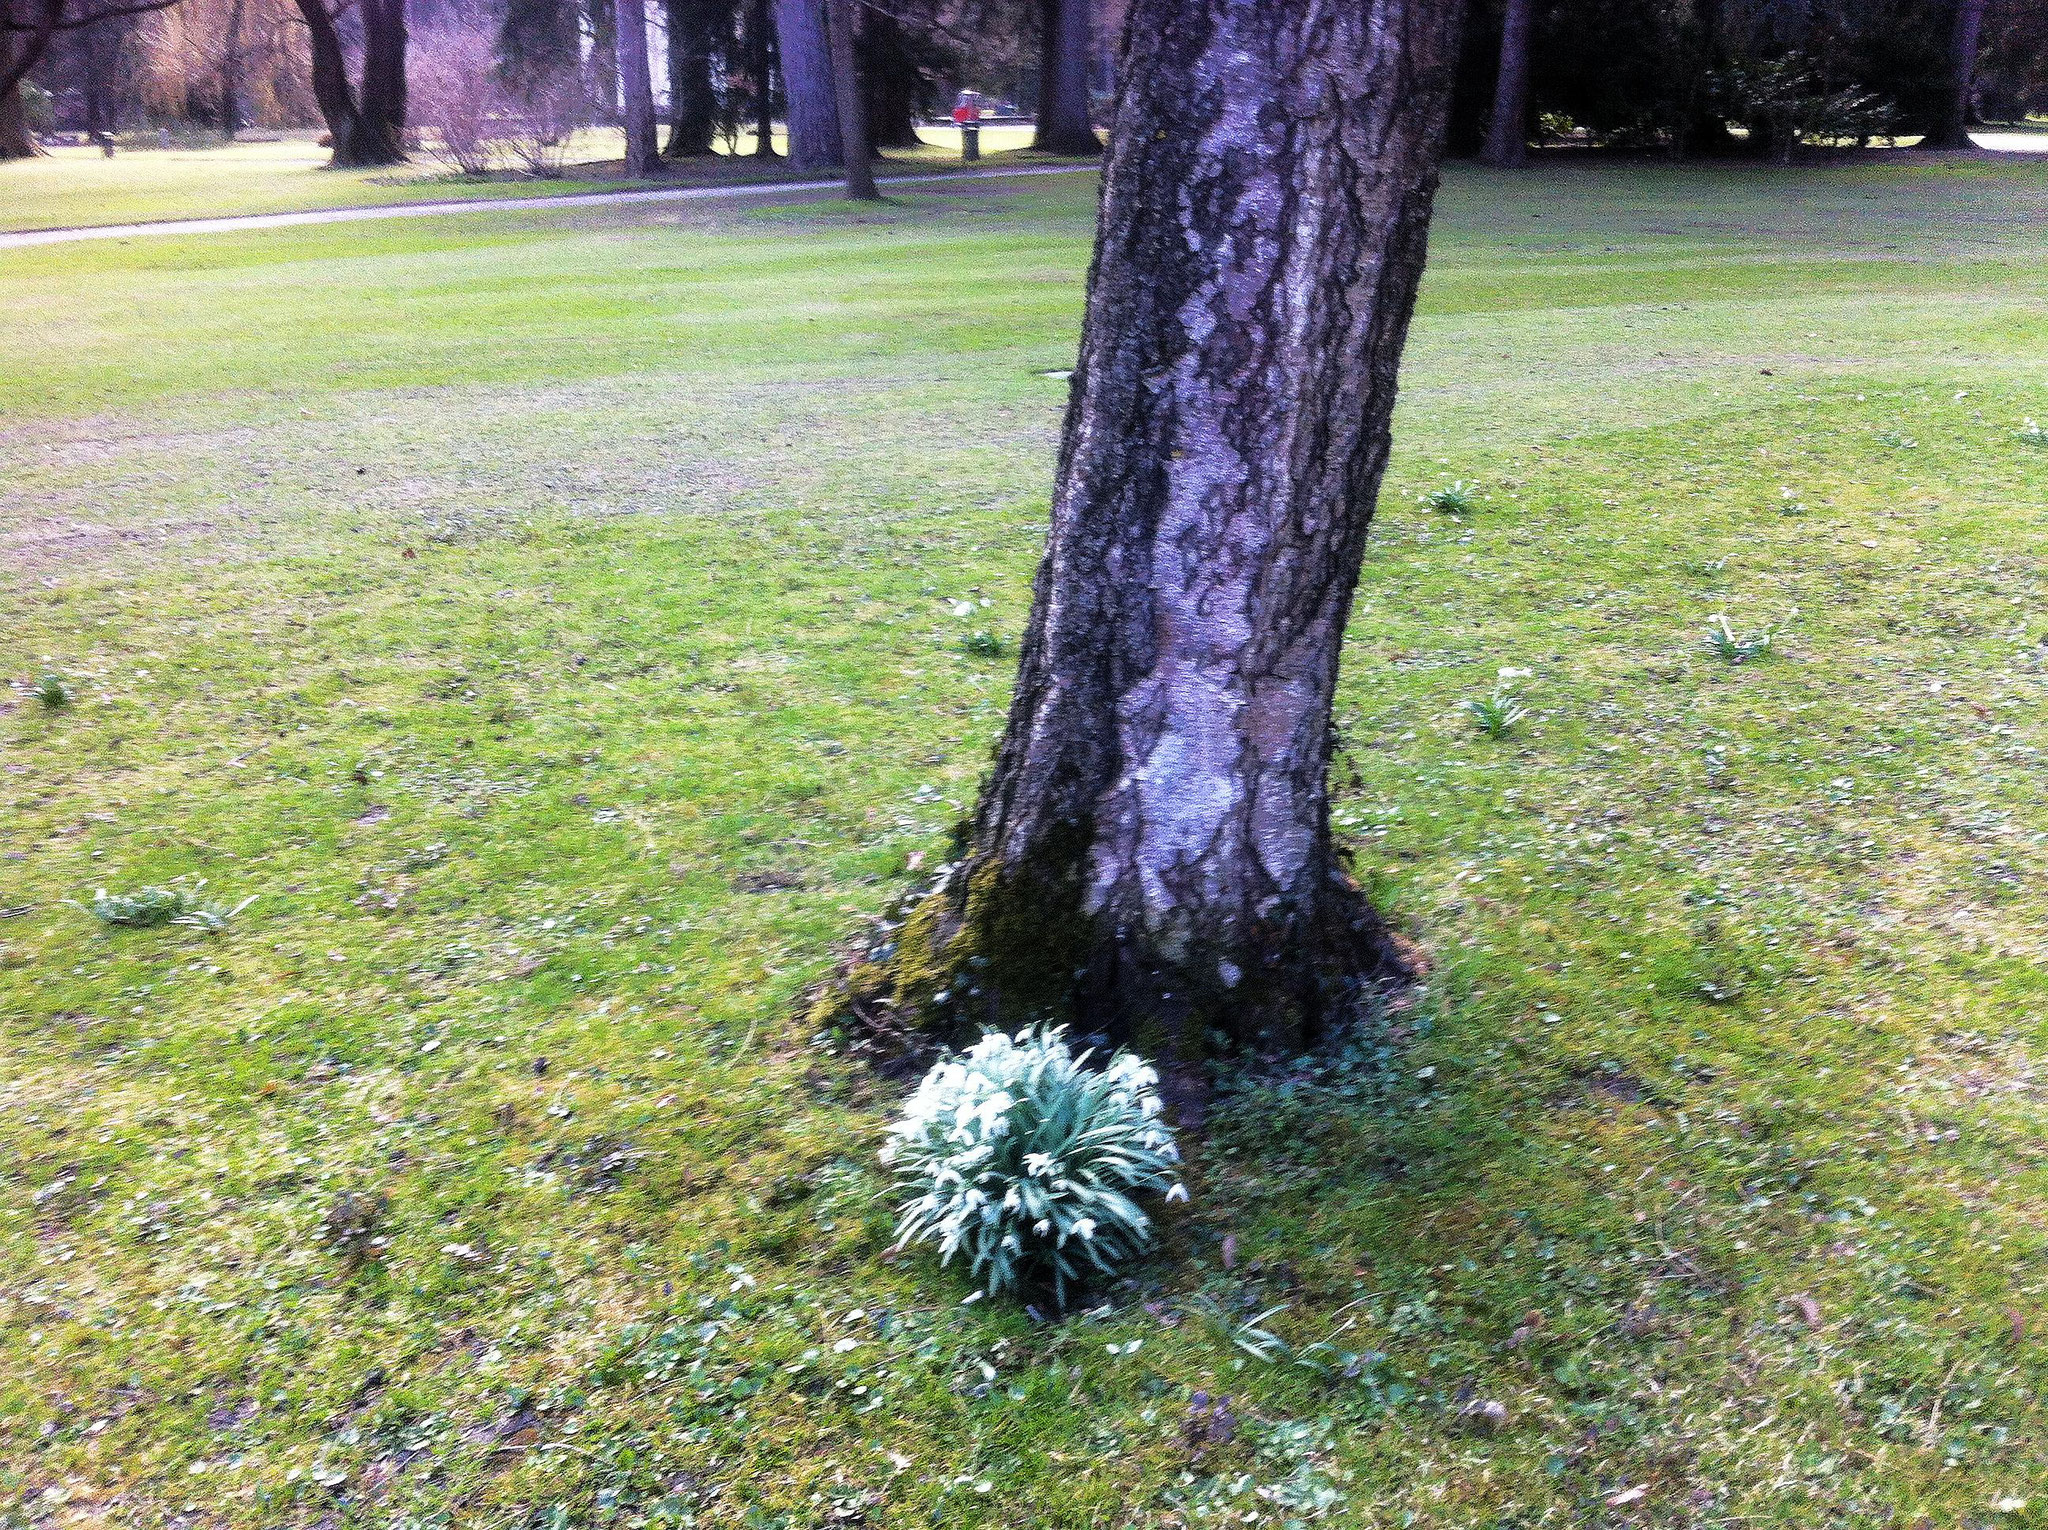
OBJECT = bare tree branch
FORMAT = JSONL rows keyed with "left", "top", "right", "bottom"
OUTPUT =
{"left": 1, "top": 0, "right": 180, "bottom": 34}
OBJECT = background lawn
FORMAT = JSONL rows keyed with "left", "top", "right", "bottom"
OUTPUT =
{"left": 4, "top": 158, "right": 2048, "bottom": 1527}
{"left": 0, "top": 126, "right": 1050, "bottom": 235}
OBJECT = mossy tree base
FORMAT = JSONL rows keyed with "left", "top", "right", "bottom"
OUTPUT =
{"left": 817, "top": 839, "right": 1415, "bottom": 1121}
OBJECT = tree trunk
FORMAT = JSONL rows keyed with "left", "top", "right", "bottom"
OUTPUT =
{"left": 750, "top": 0, "right": 775, "bottom": 154}
{"left": 293, "top": 0, "right": 363, "bottom": 162}
{"left": 220, "top": 0, "right": 246, "bottom": 139}
{"left": 869, "top": 0, "right": 1463, "bottom": 1109}
{"left": 859, "top": 11, "right": 925, "bottom": 150}
{"left": 1032, "top": 0, "right": 1098, "bottom": 155}
{"left": 587, "top": 0, "right": 619, "bottom": 116}
{"left": 616, "top": 0, "right": 658, "bottom": 172}
{"left": 1674, "top": 0, "right": 1736, "bottom": 156}
{"left": 664, "top": 0, "right": 718, "bottom": 155}
{"left": 823, "top": 0, "right": 874, "bottom": 196}
{"left": 1923, "top": 0, "right": 1987, "bottom": 149}
{"left": 296, "top": 0, "right": 406, "bottom": 166}
{"left": 770, "top": 0, "right": 838, "bottom": 168}
{"left": 353, "top": 0, "right": 409, "bottom": 164}
{"left": 1478, "top": 0, "right": 1534, "bottom": 166}
{"left": 83, "top": 37, "right": 111, "bottom": 151}
{"left": 0, "top": 9, "right": 57, "bottom": 159}
{"left": 0, "top": 74, "right": 36, "bottom": 160}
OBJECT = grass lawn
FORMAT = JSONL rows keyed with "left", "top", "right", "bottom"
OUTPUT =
{"left": 5, "top": 157, "right": 2048, "bottom": 1527}
{"left": 0, "top": 125, "right": 1049, "bottom": 234}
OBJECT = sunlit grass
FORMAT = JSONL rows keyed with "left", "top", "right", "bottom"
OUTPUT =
{"left": 3, "top": 160, "right": 2047, "bottom": 1526}
{"left": 0, "top": 123, "right": 1054, "bottom": 233}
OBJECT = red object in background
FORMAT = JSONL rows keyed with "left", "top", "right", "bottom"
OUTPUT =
{"left": 952, "top": 100, "right": 982, "bottom": 125}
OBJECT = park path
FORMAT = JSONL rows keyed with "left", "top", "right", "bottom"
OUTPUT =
{"left": 0, "top": 163, "right": 1097, "bottom": 251}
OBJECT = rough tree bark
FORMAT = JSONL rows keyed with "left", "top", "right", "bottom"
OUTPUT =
{"left": 858, "top": 0, "right": 1465, "bottom": 1108}
{"left": 771, "top": 0, "right": 839, "bottom": 168}
{"left": 1478, "top": 0, "right": 1533, "bottom": 166}
{"left": 293, "top": 0, "right": 408, "bottom": 165}
{"left": 823, "top": 0, "right": 875, "bottom": 196}
{"left": 664, "top": 0, "right": 719, "bottom": 156}
{"left": 615, "top": 0, "right": 659, "bottom": 173}
{"left": 1032, "top": 0, "right": 1098, "bottom": 155}
{"left": 1923, "top": 0, "right": 1988, "bottom": 149}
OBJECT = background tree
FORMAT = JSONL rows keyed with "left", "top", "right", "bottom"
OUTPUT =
{"left": 496, "top": 0, "right": 579, "bottom": 88}
{"left": 663, "top": 0, "right": 727, "bottom": 155}
{"left": 746, "top": 0, "right": 774, "bottom": 153}
{"left": 1478, "top": 0, "right": 1534, "bottom": 164}
{"left": 1976, "top": 0, "right": 2048, "bottom": 120}
{"left": 1, "top": 0, "right": 182, "bottom": 156}
{"left": 860, "top": 0, "right": 1465, "bottom": 1110}
{"left": 859, "top": 9, "right": 937, "bottom": 149}
{"left": 1922, "top": 0, "right": 1989, "bottom": 146}
{"left": 822, "top": 0, "right": 871, "bottom": 192}
{"left": 35, "top": 8, "right": 140, "bottom": 145}
{"left": 1443, "top": 0, "right": 2026, "bottom": 157}
{"left": 293, "top": 0, "right": 410, "bottom": 164}
{"left": 1031, "top": 0, "right": 1094, "bottom": 153}
{"left": 615, "top": 0, "right": 656, "bottom": 170}
{"left": 771, "top": 0, "right": 838, "bottom": 166}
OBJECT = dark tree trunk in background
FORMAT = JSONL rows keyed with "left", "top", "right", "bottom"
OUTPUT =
{"left": 296, "top": 0, "right": 407, "bottom": 165}
{"left": 587, "top": 0, "right": 619, "bottom": 115}
{"left": 83, "top": 39, "right": 111, "bottom": 149}
{"left": 615, "top": 0, "right": 658, "bottom": 172}
{"left": 220, "top": 0, "right": 245, "bottom": 138}
{"left": 874, "top": 0, "right": 1464, "bottom": 1109}
{"left": 1923, "top": 0, "right": 1987, "bottom": 148}
{"left": 1676, "top": 0, "right": 1737, "bottom": 156}
{"left": 0, "top": 9, "right": 57, "bottom": 159}
{"left": 1479, "top": 0, "right": 1533, "bottom": 165}
{"left": 1033, "top": 0, "right": 1098, "bottom": 154}
{"left": 823, "top": 0, "right": 875, "bottom": 195}
{"left": 859, "top": 11, "right": 924, "bottom": 149}
{"left": 664, "top": 0, "right": 718, "bottom": 155}
{"left": 355, "top": 0, "right": 408, "bottom": 162}
{"left": 749, "top": 0, "right": 776, "bottom": 154}
{"left": 771, "top": 0, "right": 839, "bottom": 167}
{"left": 295, "top": 0, "right": 362, "bottom": 160}
{"left": 0, "top": 71, "right": 36, "bottom": 159}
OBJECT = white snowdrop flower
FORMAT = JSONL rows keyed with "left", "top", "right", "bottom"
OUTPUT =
{"left": 880, "top": 1026, "right": 1184, "bottom": 1308}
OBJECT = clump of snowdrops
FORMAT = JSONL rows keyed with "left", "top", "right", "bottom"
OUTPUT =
{"left": 882, "top": 1027, "right": 1187, "bottom": 1307}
